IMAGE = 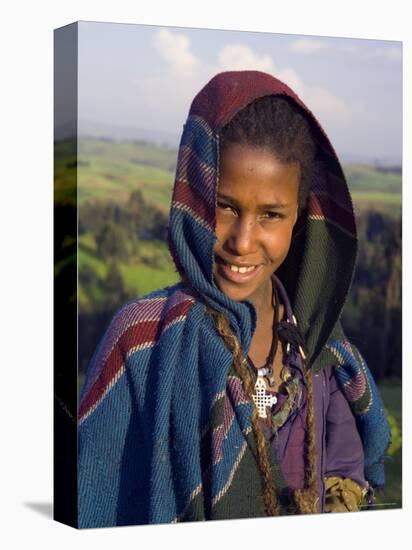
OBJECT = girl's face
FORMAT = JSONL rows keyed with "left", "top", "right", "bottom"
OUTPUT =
{"left": 213, "top": 144, "right": 299, "bottom": 307}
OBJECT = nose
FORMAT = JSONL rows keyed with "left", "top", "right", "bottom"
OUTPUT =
{"left": 225, "top": 215, "right": 258, "bottom": 257}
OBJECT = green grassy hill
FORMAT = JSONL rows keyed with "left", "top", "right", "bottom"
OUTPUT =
{"left": 78, "top": 234, "right": 179, "bottom": 309}
{"left": 77, "top": 138, "right": 176, "bottom": 210}
{"left": 79, "top": 137, "right": 177, "bottom": 172}
{"left": 344, "top": 164, "right": 401, "bottom": 194}
{"left": 55, "top": 138, "right": 176, "bottom": 210}
{"left": 343, "top": 164, "right": 401, "bottom": 218}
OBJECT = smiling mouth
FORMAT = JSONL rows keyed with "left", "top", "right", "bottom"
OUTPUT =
{"left": 226, "top": 263, "right": 257, "bottom": 273}
{"left": 215, "top": 256, "right": 263, "bottom": 283}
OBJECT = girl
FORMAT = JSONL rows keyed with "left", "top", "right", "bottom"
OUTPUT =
{"left": 78, "top": 70, "right": 391, "bottom": 527}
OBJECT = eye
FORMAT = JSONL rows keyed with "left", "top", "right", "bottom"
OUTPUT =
{"left": 217, "top": 201, "right": 237, "bottom": 214}
{"left": 261, "top": 211, "right": 284, "bottom": 220}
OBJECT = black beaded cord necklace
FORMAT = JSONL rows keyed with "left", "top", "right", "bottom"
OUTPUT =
{"left": 246, "top": 278, "right": 307, "bottom": 419}
{"left": 246, "top": 280, "right": 281, "bottom": 389}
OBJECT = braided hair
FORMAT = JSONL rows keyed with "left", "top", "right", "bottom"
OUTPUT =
{"left": 213, "top": 95, "right": 319, "bottom": 515}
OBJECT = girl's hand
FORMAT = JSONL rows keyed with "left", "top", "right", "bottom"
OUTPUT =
{"left": 324, "top": 476, "right": 368, "bottom": 513}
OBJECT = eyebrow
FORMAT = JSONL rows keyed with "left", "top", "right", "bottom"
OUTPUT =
{"left": 217, "top": 193, "right": 290, "bottom": 209}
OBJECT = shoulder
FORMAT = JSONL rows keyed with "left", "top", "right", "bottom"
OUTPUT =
{"left": 79, "top": 283, "right": 199, "bottom": 421}
{"left": 112, "top": 282, "right": 197, "bottom": 329}
{"left": 312, "top": 320, "right": 352, "bottom": 372}
{"left": 104, "top": 282, "right": 199, "bottom": 357}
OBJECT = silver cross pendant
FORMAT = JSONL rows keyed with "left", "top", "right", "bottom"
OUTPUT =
{"left": 252, "top": 376, "right": 278, "bottom": 419}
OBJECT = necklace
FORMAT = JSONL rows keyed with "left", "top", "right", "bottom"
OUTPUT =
{"left": 247, "top": 279, "right": 280, "bottom": 389}
{"left": 247, "top": 280, "right": 280, "bottom": 418}
{"left": 246, "top": 278, "right": 308, "bottom": 419}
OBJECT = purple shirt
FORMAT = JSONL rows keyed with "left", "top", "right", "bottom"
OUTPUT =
{"left": 259, "top": 275, "right": 367, "bottom": 511}
{"left": 259, "top": 347, "right": 366, "bottom": 511}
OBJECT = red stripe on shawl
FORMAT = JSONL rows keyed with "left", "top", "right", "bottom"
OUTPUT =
{"left": 227, "top": 375, "right": 249, "bottom": 406}
{"left": 342, "top": 370, "right": 367, "bottom": 402}
{"left": 118, "top": 299, "right": 193, "bottom": 354}
{"left": 212, "top": 377, "right": 250, "bottom": 465}
{"left": 343, "top": 339, "right": 354, "bottom": 354}
{"left": 308, "top": 194, "right": 356, "bottom": 235}
{"left": 173, "top": 179, "right": 215, "bottom": 227}
{"left": 79, "top": 299, "right": 194, "bottom": 420}
{"left": 212, "top": 395, "right": 236, "bottom": 465}
{"left": 190, "top": 71, "right": 296, "bottom": 130}
{"left": 312, "top": 162, "right": 353, "bottom": 209}
{"left": 78, "top": 343, "right": 125, "bottom": 419}
{"left": 176, "top": 145, "right": 216, "bottom": 206}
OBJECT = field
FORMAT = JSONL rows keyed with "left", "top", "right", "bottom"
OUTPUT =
{"left": 78, "top": 234, "right": 179, "bottom": 309}
{"left": 76, "top": 138, "right": 176, "bottom": 210}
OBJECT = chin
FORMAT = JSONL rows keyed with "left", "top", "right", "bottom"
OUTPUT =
{"left": 213, "top": 274, "right": 266, "bottom": 303}
{"left": 218, "top": 286, "right": 249, "bottom": 302}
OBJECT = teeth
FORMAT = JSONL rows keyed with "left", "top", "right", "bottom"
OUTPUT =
{"left": 229, "top": 264, "right": 256, "bottom": 273}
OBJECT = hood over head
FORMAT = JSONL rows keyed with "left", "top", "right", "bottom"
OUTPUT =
{"left": 168, "top": 70, "right": 358, "bottom": 368}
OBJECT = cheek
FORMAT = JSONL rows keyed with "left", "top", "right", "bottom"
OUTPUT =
{"left": 214, "top": 215, "right": 228, "bottom": 245}
{"left": 267, "top": 227, "right": 293, "bottom": 258}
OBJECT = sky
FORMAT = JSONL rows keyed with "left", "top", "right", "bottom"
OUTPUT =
{"left": 76, "top": 21, "right": 402, "bottom": 164}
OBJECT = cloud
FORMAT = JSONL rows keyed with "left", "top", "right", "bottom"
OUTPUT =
{"left": 217, "top": 44, "right": 275, "bottom": 73}
{"left": 274, "top": 67, "right": 305, "bottom": 95}
{"left": 272, "top": 68, "right": 347, "bottom": 119}
{"left": 304, "top": 86, "right": 347, "bottom": 117}
{"left": 153, "top": 29, "right": 198, "bottom": 77}
{"left": 345, "top": 44, "right": 402, "bottom": 63}
{"left": 148, "top": 31, "right": 350, "bottom": 131}
{"left": 290, "top": 38, "right": 329, "bottom": 54}
{"left": 290, "top": 36, "right": 402, "bottom": 63}
{"left": 215, "top": 44, "right": 348, "bottom": 121}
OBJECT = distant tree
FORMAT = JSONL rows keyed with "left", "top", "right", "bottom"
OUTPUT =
{"left": 366, "top": 212, "right": 385, "bottom": 241}
{"left": 129, "top": 189, "right": 145, "bottom": 209}
{"left": 102, "top": 262, "right": 125, "bottom": 295}
{"left": 343, "top": 210, "right": 401, "bottom": 381}
{"left": 149, "top": 210, "right": 169, "bottom": 240}
{"left": 79, "top": 203, "right": 104, "bottom": 235}
{"left": 80, "top": 190, "right": 169, "bottom": 246}
{"left": 100, "top": 261, "right": 135, "bottom": 311}
{"left": 95, "top": 222, "right": 129, "bottom": 260}
{"left": 79, "top": 264, "right": 98, "bottom": 287}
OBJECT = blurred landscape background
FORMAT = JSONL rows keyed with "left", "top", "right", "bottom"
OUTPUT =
{"left": 54, "top": 134, "right": 401, "bottom": 509}
{"left": 54, "top": 21, "right": 402, "bottom": 512}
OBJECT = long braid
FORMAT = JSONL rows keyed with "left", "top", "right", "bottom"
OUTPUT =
{"left": 206, "top": 306, "right": 281, "bottom": 516}
{"left": 205, "top": 302, "right": 320, "bottom": 515}
{"left": 293, "top": 363, "right": 320, "bottom": 514}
